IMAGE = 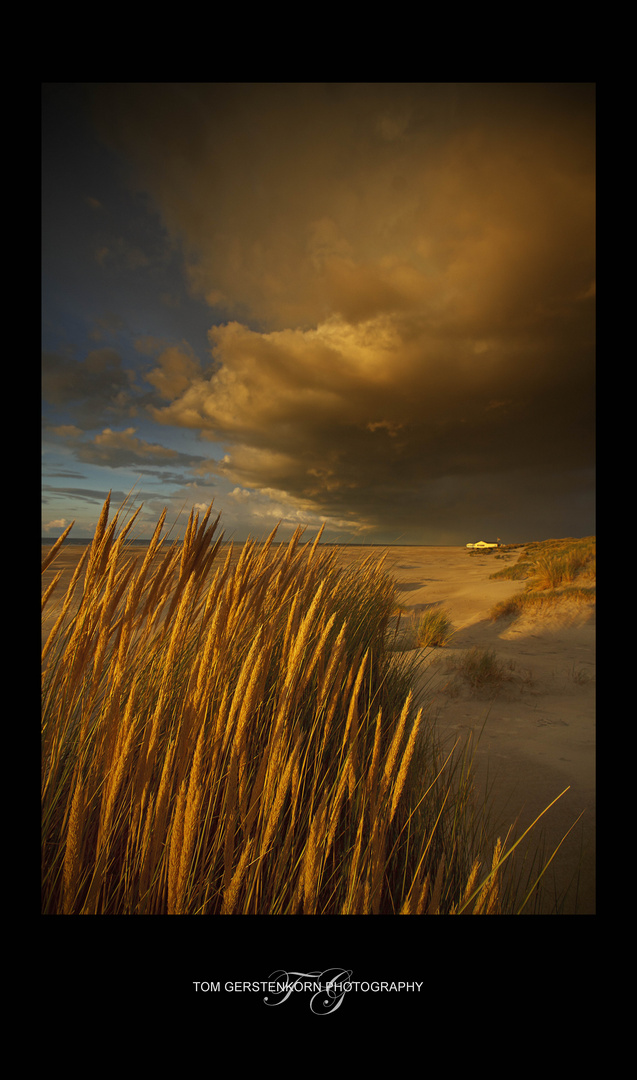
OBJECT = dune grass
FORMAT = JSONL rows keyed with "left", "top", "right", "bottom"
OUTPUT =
{"left": 453, "top": 647, "right": 513, "bottom": 694}
{"left": 431, "top": 647, "right": 534, "bottom": 700}
{"left": 416, "top": 607, "right": 455, "bottom": 648}
{"left": 489, "top": 537, "right": 595, "bottom": 620}
{"left": 42, "top": 496, "right": 569, "bottom": 915}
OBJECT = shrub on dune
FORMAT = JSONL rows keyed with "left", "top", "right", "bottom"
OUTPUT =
{"left": 416, "top": 608, "right": 454, "bottom": 648}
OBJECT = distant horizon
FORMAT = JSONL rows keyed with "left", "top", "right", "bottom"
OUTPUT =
{"left": 41, "top": 536, "right": 466, "bottom": 546}
{"left": 41, "top": 533, "right": 593, "bottom": 548}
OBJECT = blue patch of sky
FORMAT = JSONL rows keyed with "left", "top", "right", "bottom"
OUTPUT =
{"left": 42, "top": 87, "right": 248, "bottom": 536}
{"left": 42, "top": 85, "right": 216, "bottom": 370}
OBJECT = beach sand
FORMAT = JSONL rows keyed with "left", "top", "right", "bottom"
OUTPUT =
{"left": 42, "top": 540, "right": 595, "bottom": 914}
{"left": 378, "top": 545, "right": 596, "bottom": 915}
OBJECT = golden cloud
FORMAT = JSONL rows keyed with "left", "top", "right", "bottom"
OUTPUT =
{"left": 90, "top": 83, "right": 594, "bottom": 536}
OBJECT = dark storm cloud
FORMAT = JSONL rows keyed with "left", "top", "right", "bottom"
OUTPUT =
{"left": 42, "top": 347, "right": 139, "bottom": 429}
{"left": 81, "top": 83, "right": 594, "bottom": 540}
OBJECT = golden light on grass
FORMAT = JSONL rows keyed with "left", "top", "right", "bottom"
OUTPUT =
{"left": 416, "top": 607, "right": 454, "bottom": 648}
{"left": 42, "top": 496, "right": 575, "bottom": 915}
{"left": 489, "top": 537, "right": 596, "bottom": 620}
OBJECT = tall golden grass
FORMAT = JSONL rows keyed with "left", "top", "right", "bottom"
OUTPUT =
{"left": 42, "top": 496, "right": 565, "bottom": 914}
{"left": 489, "top": 537, "right": 596, "bottom": 619}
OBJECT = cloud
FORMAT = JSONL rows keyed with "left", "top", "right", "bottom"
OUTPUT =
{"left": 42, "top": 484, "right": 120, "bottom": 507}
{"left": 43, "top": 348, "right": 129, "bottom": 405}
{"left": 94, "top": 237, "right": 151, "bottom": 270}
{"left": 42, "top": 341, "right": 206, "bottom": 435}
{"left": 91, "top": 83, "right": 594, "bottom": 328}
{"left": 42, "top": 483, "right": 182, "bottom": 539}
{"left": 94, "top": 426, "right": 175, "bottom": 455}
{"left": 147, "top": 305, "right": 593, "bottom": 535}
{"left": 142, "top": 343, "right": 203, "bottom": 401}
{"left": 42, "top": 348, "right": 138, "bottom": 428}
{"left": 85, "top": 83, "right": 595, "bottom": 539}
{"left": 220, "top": 483, "right": 370, "bottom": 540}
{"left": 46, "top": 423, "right": 217, "bottom": 475}
{"left": 89, "top": 312, "right": 125, "bottom": 342}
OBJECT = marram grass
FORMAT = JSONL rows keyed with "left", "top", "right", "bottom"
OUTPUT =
{"left": 416, "top": 607, "right": 454, "bottom": 648}
{"left": 42, "top": 496, "right": 569, "bottom": 915}
{"left": 489, "top": 536, "right": 596, "bottom": 619}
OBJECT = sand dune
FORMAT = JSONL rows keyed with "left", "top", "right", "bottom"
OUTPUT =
{"left": 380, "top": 545, "right": 595, "bottom": 914}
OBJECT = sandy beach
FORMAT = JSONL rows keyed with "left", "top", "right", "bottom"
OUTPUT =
{"left": 42, "top": 539, "right": 595, "bottom": 914}
{"left": 378, "top": 545, "right": 595, "bottom": 914}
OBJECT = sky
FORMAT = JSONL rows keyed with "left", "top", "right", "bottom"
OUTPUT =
{"left": 42, "top": 82, "right": 595, "bottom": 545}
